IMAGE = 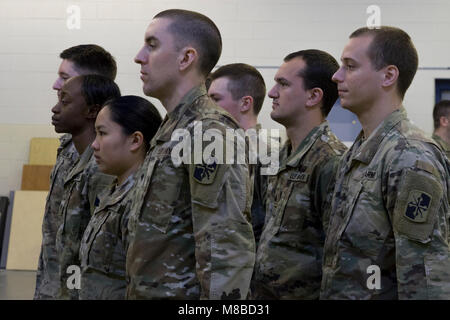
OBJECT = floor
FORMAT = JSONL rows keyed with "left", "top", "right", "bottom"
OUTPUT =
{"left": 0, "top": 270, "right": 36, "bottom": 300}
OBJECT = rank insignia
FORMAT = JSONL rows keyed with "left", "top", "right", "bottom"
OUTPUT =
{"left": 405, "top": 190, "right": 431, "bottom": 223}
{"left": 193, "top": 162, "right": 218, "bottom": 184}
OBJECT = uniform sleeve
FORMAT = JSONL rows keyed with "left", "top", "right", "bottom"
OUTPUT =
{"left": 186, "top": 119, "right": 256, "bottom": 300}
{"left": 386, "top": 146, "right": 450, "bottom": 299}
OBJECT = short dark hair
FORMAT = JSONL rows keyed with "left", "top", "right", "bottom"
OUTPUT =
{"left": 154, "top": 9, "right": 222, "bottom": 77}
{"left": 208, "top": 63, "right": 266, "bottom": 115}
{"left": 60, "top": 44, "right": 117, "bottom": 80}
{"left": 79, "top": 74, "right": 121, "bottom": 107}
{"left": 350, "top": 26, "right": 418, "bottom": 100}
{"left": 103, "top": 96, "right": 162, "bottom": 151}
{"left": 433, "top": 100, "right": 450, "bottom": 130}
{"left": 284, "top": 50, "right": 339, "bottom": 117}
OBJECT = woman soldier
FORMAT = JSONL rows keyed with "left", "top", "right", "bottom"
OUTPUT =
{"left": 78, "top": 95, "right": 162, "bottom": 299}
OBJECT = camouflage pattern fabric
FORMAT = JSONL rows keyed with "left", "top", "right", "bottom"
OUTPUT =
{"left": 252, "top": 121, "right": 347, "bottom": 299}
{"left": 126, "top": 85, "right": 256, "bottom": 300}
{"left": 79, "top": 173, "right": 136, "bottom": 300}
{"left": 55, "top": 145, "right": 113, "bottom": 299}
{"left": 248, "top": 123, "right": 280, "bottom": 245}
{"left": 432, "top": 133, "right": 450, "bottom": 159}
{"left": 34, "top": 134, "right": 78, "bottom": 300}
{"left": 321, "top": 107, "right": 450, "bottom": 300}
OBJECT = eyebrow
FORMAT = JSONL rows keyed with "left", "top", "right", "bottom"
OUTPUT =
{"left": 95, "top": 125, "right": 106, "bottom": 130}
{"left": 145, "top": 35, "right": 159, "bottom": 44}
{"left": 341, "top": 57, "right": 356, "bottom": 64}
{"left": 274, "top": 77, "right": 290, "bottom": 85}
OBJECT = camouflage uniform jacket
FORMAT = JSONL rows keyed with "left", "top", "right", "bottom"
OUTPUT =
{"left": 248, "top": 123, "right": 280, "bottom": 245}
{"left": 55, "top": 144, "right": 113, "bottom": 299}
{"left": 79, "top": 172, "right": 136, "bottom": 300}
{"left": 34, "top": 133, "right": 78, "bottom": 299}
{"left": 252, "top": 121, "right": 347, "bottom": 299}
{"left": 432, "top": 134, "right": 450, "bottom": 159}
{"left": 321, "top": 107, "right": 450, "bottom": 300}
{"left": 126, "top": 85, "right": 256, "bottom": 300}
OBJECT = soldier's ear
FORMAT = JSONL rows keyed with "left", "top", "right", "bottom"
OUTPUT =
{"left": 305, "top": 88, "right": 323, "bottom": 108}
{"left": 381, "top": 65, "right": 399, "bottom": 89}
{"left": 178, "top": 46, "right": 197, "bottom": 72}
{"left": 86, "top": 104, "right": 101, "bottom": 120}
{"left": 129, "top": 131, "right": 144, "bottom": 152}
{"left": 239, "top": 96, "right": 253, "bottom": 113}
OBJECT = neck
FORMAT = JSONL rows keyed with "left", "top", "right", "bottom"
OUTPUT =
{"left": 239, "top": 116, "right": 258, "bottom": 131}
{"left": 434, "top": 127, "right": 450, "bottom": 145}
{"left": 286, "top": 112, "right": 323, "bottom": 152}
{"left": 356, "top": 95, "right": 402, "bottom": 139}
{"left": 161, "top": 77, "right": 204, "bottom": 113}
{"left": 71, "top": 125, "right": 96, "bottom": 155}
{"left": 117, "top": 154, "right": 144, "bottom": 186}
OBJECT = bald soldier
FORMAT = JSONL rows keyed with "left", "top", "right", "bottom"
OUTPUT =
{"left": 321, "top": 26, "right": 450, "bottom": 299}
{"left": 126, "top": 9, "right": 255, "bottom": 299}
{"left": 251, "top": 50, "right": 347, "bottom": 299}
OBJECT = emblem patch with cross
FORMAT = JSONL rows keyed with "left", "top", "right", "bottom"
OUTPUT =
{"left": 404, "top": 190, "right": 431, "bottom": 223}
{"left": 193, "top": 162, "right": 218, "bottom": 184}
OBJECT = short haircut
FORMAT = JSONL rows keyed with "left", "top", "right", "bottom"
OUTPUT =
{"left": 154, "top": 9, "right": 222, "bottom": 77}
{"left": 433, "top": 100, "right": 450, "bottom": 130}
{"left": 284, "top": 50, "right": 339, "bottom": 117}
{"left": 350, "top": 26, "right": 418, "bottom": 100}
{"left": 208, "top": 63, "right": 266, "bottom": 115}
{"left": 79, "top": 75, "right": 121, "bottom": 107}
{"left": 60, "top": 44, "right": 117, "bottom": 80}
{"left": 103, "top": 95, "right": 162, "bottom": 151}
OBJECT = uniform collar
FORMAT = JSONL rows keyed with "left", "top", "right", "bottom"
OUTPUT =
{"left": 279, "top": 121, "right": 330, "bottom": 171}
{"left": 64, "top": 144, "right": 94, "bottom": 183}
{"left": 94, "top": 170, "right": 137, "bottom": 213}
{"left": 351, "top": 107, "right": 407, "bottom": 165}
{"left": 150, "top": 84, "right": 208, "bottom": 147}
{"left": 432, "top": 133, "right": 450, "bottom": 153}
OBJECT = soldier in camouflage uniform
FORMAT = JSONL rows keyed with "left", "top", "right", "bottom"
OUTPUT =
{"left": 127, "top": 9, "right": 255, "bottom": 299}
{"left": 53, "top": 75, "right": 121, "bottom": 299}
{"left": 251, "top": 50, "right": 347, "bottom": 299}
{"left": 321, "top": 26, "right": 450, "bottom": 299}
{"left": 207, "top": 63, "right": 278, "bottom": 244}
{"left": 34, "top": 45, "right": 117, "bottom": 300}
{"left": 432, "top": 100, "right": 450, "bottom": 159}
{"left": 79, "top": 96, "right": 162, "bottom": 299}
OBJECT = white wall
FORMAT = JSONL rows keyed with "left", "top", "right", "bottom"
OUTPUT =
{"left": 0, "top": 0, "right": 450, "bottom": 196}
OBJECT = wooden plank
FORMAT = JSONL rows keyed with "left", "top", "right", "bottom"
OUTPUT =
{"left": 21, "top": 165, "right": 53, "bottom": 191}
{"left": 6, "top": 191, "right": 47, "bottom": 271}
{"left": 29, "top": 137, "right": 59, "bottom": 165}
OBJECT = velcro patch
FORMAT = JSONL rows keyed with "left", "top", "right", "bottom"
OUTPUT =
{"left": 393, "top": 168, "right": 443, "bottom": 242}
{"left": 193, "top": 162, "right": 218, "bottom": 184}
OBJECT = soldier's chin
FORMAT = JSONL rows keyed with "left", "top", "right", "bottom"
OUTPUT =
{"left": 52, "top": 125, "right": 64, "bottom": 134}
{"left": 270, "top": 111, "right": 284, "bottom": 125}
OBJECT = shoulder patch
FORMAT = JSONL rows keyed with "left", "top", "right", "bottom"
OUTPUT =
{"left": 193, "top": 162, "right": 218, "bottom": 184}
{"left": 393, "top": 168, "right": 443, "bottom": 242}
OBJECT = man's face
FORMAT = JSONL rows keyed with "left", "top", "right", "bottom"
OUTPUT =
{"left": 268, "top": 57, "right": 308, "bottom": 126}
{"left": 134, "top": 18, "right": 180, "bottom": 99}
{"left": 51, "top": 77, "right": 88, "bottom": 134}
{"left": 332, "top": 35, "right": 384, "bottom": 114}
{"left": 52, "top": 59, "right": 80, "bottom": 92}
{"left": 208, "top": 77, "right": 242, "bottom": 123}
{"left": 92, "top": 106, "right": 131, "bottom": 177}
